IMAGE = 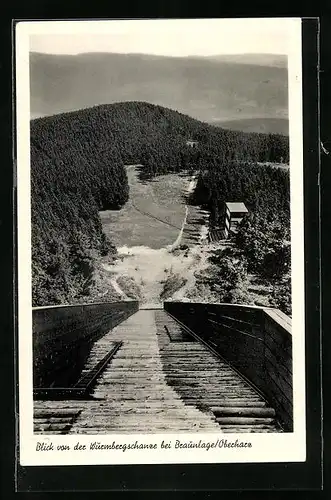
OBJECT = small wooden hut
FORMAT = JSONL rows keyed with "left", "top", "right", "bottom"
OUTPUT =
{"left": 224, "top": 202, "right": 249, "bottom": 238}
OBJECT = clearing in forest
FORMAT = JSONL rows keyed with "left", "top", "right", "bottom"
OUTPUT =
{"left": 99, "top": 167, "right": 209, "bottom": 307}
{"left": 100, "top": 167, "right": 188, "bottom": 249}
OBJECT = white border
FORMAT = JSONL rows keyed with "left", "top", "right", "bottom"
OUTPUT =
{"left": 16, "top": 18, "right": 305, "bottom": 466}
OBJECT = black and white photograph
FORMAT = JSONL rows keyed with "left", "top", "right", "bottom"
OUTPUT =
{"left": 16, "top": 18, "right": 305, "bottom": 465}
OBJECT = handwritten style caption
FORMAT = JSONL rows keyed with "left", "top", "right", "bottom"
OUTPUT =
{"left": 36, "top": 438, "right": 252, "bottom": 453}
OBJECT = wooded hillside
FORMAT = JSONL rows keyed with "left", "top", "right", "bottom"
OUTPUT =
{"left": 31, "top": 102, "right": 289, "bottom": 306}
{"left": 191, "top": 161, "right": 290, "bottom": 227}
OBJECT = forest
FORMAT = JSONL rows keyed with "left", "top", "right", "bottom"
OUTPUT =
{"left": 31, "top": 101, "right": 290, "bottom": 306}
{"left": 190, "top": 160, "right": 291, "bottom": 314}
{"left": 30, "top": 139, "right": 125, "bottom": 305}
{"left": 32, "top": 101, "right": 288, "bottom": 177}
{"left": 190, "top": 161, "right": 290, "bottom": 226}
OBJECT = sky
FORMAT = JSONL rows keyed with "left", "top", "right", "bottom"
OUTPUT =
{"left": 29, "top": 18, "right": 296, "bottom": 56}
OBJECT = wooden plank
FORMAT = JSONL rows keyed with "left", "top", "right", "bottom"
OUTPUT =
{"left": 263, "top": 375, "right": 293, "bottom": 423}
{"left": 165, "top": 376, "right": 247, "bottom": 382}
{"left": 211, "top": 407, "right": 276, "bottom": 417}
{"left": 183, "top": 398, "right": 264, "bottom": 405}
{"left": 34, "top": 423, "right": 72, "bottom": 432}
{"left": 210, "top": 401, "right": 266, "bottom": 409}
{"left": 168, "top": 388, "right": 258, "bottom": 395}
{"left": 264, "top": 369, "right": 293, "bottom": 404}
{"left": 264, "top": 309, "right": 292, "bottom": 334}
{"left": 34, "top": 409, "right": 81, "bottom": 417}
{"left": 264, "top": 346, "right": 292, "bottom": 379}
{"left": 206, "top": 321, "right": 263, "bottom": 341}
{"left": 264, "top": 357, "right": 292, "bottom": 389}
{"left": 264, "top": 341, "right": 292, "bottom": 375}
{"left": 210, "top": 314, "right": 261, "bottom": 331}
{"left": 216, "top": 417, "right": 275, "bottom": 425}
{"left": 265, "top": 326, "right": 292, "bottom": 353}
{"left": 34, "top": 417, "right": 76, "bottom": 424}
{"left": 221, "top": 426, "right": 280, "bottom": 433}
{"left": 264, "top": 333, "right": 292, "bottom": 361}
{"left": 74, "top": 342, "right": 122, "bottom": 390}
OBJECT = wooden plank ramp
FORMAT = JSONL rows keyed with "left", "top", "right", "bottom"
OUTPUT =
{"left": 155, "top": 311, "right": 282, "bottom": 433}
{"left": 33, "top": 310, "right": 221, "bottom": 434}
{"left": 34, "top": 309, "right": 282, "bottom": 434}
{"left": 68, "top": 310, "right": 221, "bottom": 433}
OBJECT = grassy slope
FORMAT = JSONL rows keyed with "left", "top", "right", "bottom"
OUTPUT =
{"left": 99, "top": 169, "right": 195, "bottom": 306}
{"left": 100, "top": 167, "right": 188, "bottom": 249}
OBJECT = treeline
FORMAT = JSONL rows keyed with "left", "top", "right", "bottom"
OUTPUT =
{"left": 183, "top": 127, "right": 291, "bottom": 314}
{"left": 33, "top": 101, "right": 288, "bottom": 178}
{"left": 204, "top": 215, "right": 292, "bottom": 315}
{"left": 31, "top": 101, "right": 289, "bottom": 306}
{"left": 30, "top": 129, "right": 128, "bottom": 305}
{"left": 190, "top": 162, "right": 291, "bottom": 315}
{"left": 191, "top": 161, "right": 290, "bottom": 227}
{"left": 236, "top": 215, "right": 291, "bottom": 315}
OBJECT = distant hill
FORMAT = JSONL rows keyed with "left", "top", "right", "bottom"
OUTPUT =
{"left": 210, "top": 117, "right": 289, "bottom": 136}
{"left": 30, "top": 52, "right": 288, "bottom": 132}
{"left": 204, "top": 53, "right": 287, "bottom": 68}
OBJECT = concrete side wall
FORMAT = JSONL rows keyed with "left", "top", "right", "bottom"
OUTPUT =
{"left": 33, "top": 301, "right": 139, "bottom": 389}
{"left": 164, "top": 301, "right": 293, "bottom": 431}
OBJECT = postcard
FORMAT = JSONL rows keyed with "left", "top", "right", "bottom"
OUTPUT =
{"left": 16, "top": 18, "right": 306, "bottom": 466}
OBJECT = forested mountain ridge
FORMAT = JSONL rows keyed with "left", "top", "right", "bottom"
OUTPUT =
{"left": 31, "top": 101, "right": 289, "bottom": 173}
{"left": 31, "top": 101, "right": 289, "bottom": 306}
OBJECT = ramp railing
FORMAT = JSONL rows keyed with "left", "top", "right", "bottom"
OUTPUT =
{"left": 164, "top": 301, "right": 293, "bottom": 431}
{"left": 33, "top": 301, "right": 139, "bottom": 391}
